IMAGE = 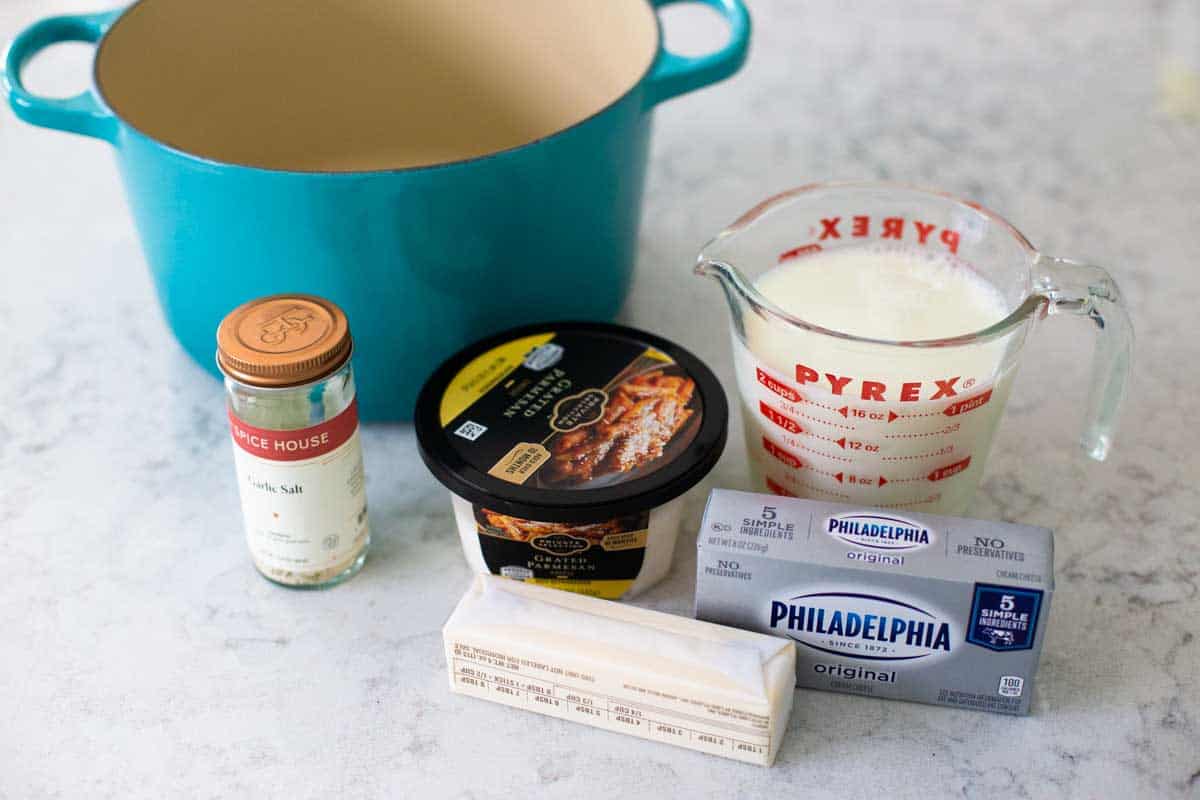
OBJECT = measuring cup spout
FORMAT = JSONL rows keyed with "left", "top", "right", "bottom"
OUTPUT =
{"left": 695, "top": 258, "right": 756, "bottom": 333}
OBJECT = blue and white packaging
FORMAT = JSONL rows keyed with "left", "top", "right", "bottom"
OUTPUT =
{"left": 694, "top": 490, "right": 1054, "bottom": 715}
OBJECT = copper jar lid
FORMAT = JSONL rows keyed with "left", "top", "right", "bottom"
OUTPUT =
{"left": 216, "top": 294, "right": 352, "bottom": 387}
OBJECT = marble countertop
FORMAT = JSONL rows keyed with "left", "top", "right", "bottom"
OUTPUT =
{"left": 2, "top": 0, "right": 1198, "bottom": 797}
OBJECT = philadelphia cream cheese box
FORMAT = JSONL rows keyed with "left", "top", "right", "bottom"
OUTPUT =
{"left": 694, "top": 489, "right": 1053, "bottom": 715}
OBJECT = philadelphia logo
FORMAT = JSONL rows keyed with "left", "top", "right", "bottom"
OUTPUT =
{"left": 824, "top": 512, "right": 935, "bottom": 552}
{"left": 769, "top": 591, "right": 955, "bottom": 662}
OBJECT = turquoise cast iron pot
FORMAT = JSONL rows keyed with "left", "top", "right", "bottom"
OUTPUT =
{"left": 4, "top": 1, "right": 750, "bottom": 420}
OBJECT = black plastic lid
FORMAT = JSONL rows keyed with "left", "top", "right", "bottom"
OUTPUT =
{"left": 415, "top": 322, "right": 728, "bottom": 523}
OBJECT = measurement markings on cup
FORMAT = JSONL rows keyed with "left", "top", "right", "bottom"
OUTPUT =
{"left": 882, "top": 446, "right": 954, "bottom": 462}
{"left": 832, "top": 437, "right": 879, "bottom": 452}
{"left": 808, "top": 466, "right": 844, "bottom": 480}
{"left": 828, "top": 387, "right": 996, "bottom": 426}
{"left": 766, "top": 474, "right": 850, "bottom": 500}
{"left": 761, "top": 438, "right": 851, "bottom": 481}
{"left": 885, "top": 428, "right": 960, "bottom": 439}
{"left": 758, "top": 401, "right": 852, "bottom": 444}
{"left": 795, "top": 410, "right": 854, "bottom": 430}
{"left": 793, "top": 482, "right": 850, "bottom": 499}
{"left": 835, "top": 405, "right": 897, "bottom": 422}
{"left": 755, "top": 358, "right": 991, "bottom": 513}
{"left": 755, "top": 367, "right": 842, "bottom": 414}
{"left": 878, "top": 493, "right": 942, "bottom": 508}
{"left": 758, "top": 401, "right": 802, "bottom": 435}
{"left": 862, "top": 458, "right": 972, "bottom": 485}
{"left": 793, "top": 442, "right": 852, "bottom": 462}
{"left": 926, "top": 456, "right": 972, "bottom": 482}
{"left": 800, "top": 398, "right": 844, "bottom": 413}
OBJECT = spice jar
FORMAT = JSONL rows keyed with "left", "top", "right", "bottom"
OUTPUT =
{"left": 216, "top": 294, "right": 370, "bottom": 587}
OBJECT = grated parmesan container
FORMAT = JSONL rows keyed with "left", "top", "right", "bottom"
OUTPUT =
{"left": 415, "top": 322, "right": 727, "bottom": 600}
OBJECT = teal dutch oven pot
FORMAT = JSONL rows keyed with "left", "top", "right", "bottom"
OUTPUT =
{"left": 4, "top": 0, "right": 750, "bottom": 420}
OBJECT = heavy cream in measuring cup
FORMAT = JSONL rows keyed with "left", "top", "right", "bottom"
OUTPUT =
{"left": 755, "top": 246, "right": 1007, "bottom": 341}
{"left": 738, "top": 244, "right": 1016, "bottom": 513}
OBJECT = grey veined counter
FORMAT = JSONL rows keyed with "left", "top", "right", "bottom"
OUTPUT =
{"left": 1, "top": 0, "right": 1196, "bottom": 797}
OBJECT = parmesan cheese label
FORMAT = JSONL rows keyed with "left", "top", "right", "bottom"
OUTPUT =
{"left": 472, "top": 505, "right": 650, "bottom": 599}
{"left": 438, "top": 331, "right": 702, "bottom": 491}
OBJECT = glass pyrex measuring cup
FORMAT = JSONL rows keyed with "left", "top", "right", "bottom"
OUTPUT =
{"left": 696, "top": 182, "right": 1133, "bottom": 514}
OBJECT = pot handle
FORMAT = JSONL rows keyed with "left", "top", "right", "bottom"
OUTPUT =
{"left": 646, "top": 0, "right": 751, "bottom": 106}
{"left": 3, "top": 10, "right": 122, "bottom": 142}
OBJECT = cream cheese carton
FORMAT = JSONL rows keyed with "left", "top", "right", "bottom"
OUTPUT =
{"left": 694, "top": 490, "right": 1053, "bottom": 715}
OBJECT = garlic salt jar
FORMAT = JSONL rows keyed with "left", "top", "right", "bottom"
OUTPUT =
{"left": 415, "top": 323, "right": 727, "bottom": 600}
{"left": 217, "top": 294, "right": 370, "bottom": 587}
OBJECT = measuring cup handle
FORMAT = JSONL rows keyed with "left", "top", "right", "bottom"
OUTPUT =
{"left": 1035, "top": 255, "right": 1134, "bottom": 461}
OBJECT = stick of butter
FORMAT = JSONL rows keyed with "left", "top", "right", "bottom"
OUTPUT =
{"left": 443, "top": 574, "right": 796, "bottom": 766}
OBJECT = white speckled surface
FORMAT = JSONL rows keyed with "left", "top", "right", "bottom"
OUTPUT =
{"left": 2, "top": 1, "right": 1198, "bottom": 798}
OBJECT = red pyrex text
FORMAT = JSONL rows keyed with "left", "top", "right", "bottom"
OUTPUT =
{"left": 793, "top": 364, "right": 966, "bottom": 403}
{"left": 780, "top": 215, "right": 961, "bottom": 261}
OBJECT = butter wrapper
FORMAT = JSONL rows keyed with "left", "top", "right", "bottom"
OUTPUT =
{"left": 444, "top": 574, "right": 795, "bottom": 765}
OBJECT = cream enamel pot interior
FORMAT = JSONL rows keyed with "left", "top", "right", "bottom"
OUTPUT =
{"left": 4, "top": 0, "right": 751, "bottom": 418}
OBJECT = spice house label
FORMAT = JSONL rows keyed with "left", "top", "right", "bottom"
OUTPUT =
{"left": 228, "top": 401, "right": 369, "bottom": 583}
{"left": 228, "top": 399, "right": 360, "bottom": 460}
